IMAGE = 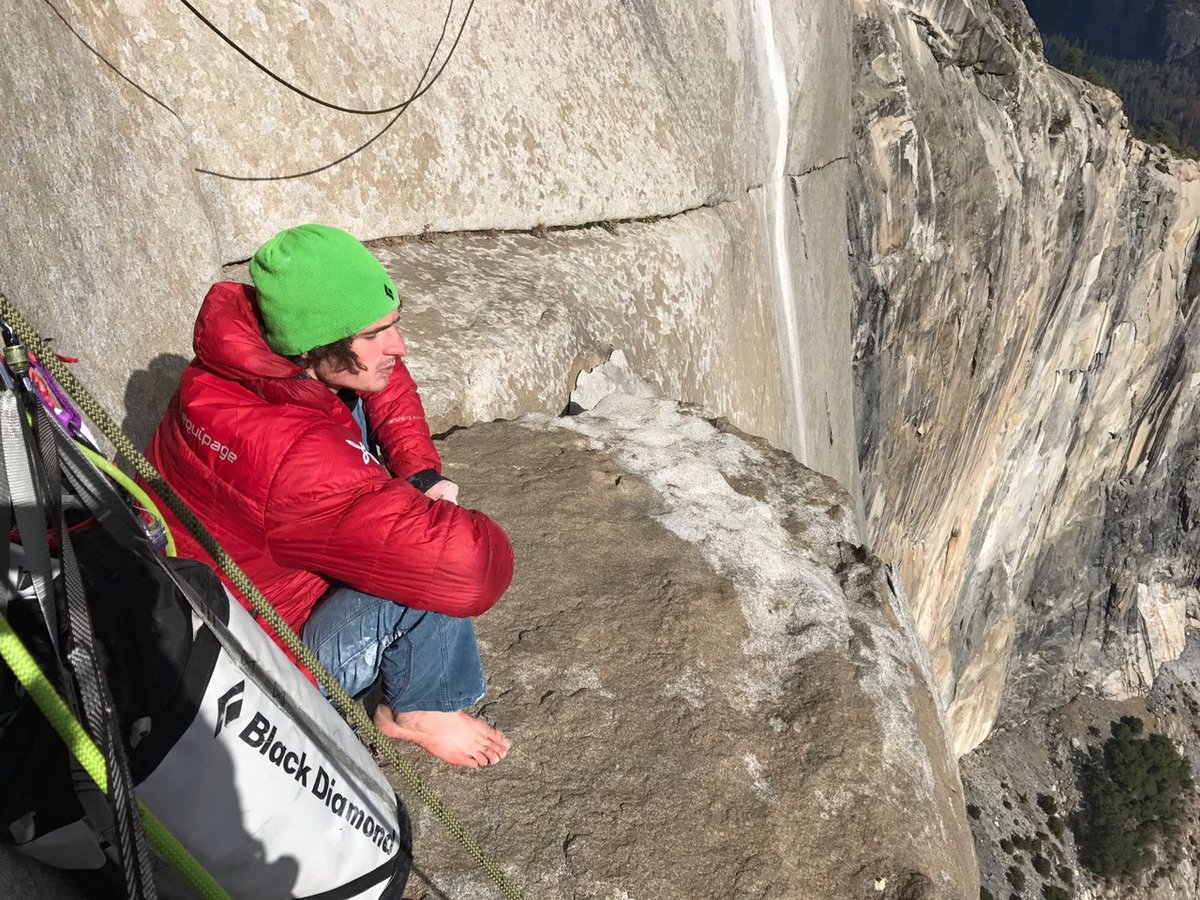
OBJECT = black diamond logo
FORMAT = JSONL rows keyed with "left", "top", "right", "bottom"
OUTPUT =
{"left": 214, "top": 680, "right": 246, "bottom": 737}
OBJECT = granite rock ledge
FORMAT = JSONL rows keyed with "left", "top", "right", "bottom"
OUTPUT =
{"left": 401, "top": 393, "right": 977, "bottom": 900}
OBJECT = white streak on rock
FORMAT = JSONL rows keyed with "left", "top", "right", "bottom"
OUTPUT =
{"left": 752, "top": 0, "right": 807, "bottom": 463}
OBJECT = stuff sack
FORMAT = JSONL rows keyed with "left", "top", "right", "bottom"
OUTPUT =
{"left": 0, "top": 386, "right": 411, "bottom": 899}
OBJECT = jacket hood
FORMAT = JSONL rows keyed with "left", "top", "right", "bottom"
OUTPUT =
{"left": 192, "top": 281, "right": 340, "bottom": 413}
{"left": 194, "top": 282, "right": 296, "bottom": 381}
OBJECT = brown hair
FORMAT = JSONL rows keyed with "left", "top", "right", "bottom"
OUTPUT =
{"left": 292, "top": 336, "right": 365, "bottom": 374}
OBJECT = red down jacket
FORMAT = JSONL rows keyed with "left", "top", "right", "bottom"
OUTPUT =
{"left": 146, "top": 282, "right": 514, "bottom": 662}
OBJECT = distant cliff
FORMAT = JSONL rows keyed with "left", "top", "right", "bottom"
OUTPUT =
{"left": 851, "top": 0, "right": 1200, "bottom": 754}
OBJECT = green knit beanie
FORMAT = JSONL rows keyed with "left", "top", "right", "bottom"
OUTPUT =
{"left": 249, "top": 224, "right": 401, "bottom": 356}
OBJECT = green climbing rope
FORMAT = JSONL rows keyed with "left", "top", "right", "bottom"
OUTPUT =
{"left": 78, "top": 441, "right": 176, "bottom": 557}
{"left": 0, "top": 291, "right": 526, "bottom": 900}
{"left": 0, "top": 613, "right": 230, "bottom": 899}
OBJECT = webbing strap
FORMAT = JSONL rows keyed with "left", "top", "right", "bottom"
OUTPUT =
{"left": 0, "top": 424, "right": 10, "bottom": 619}
{"left": 35, "top": 404, "right": 158, "bottom": 899}
{"left": 0, "top": 291, "right": 527, "bottom": 900}
{"left": 0, "top": 611, "right": 229, "bottom": 899}
{"left": 0, "top": 392, "right": 57, "bottom": 650}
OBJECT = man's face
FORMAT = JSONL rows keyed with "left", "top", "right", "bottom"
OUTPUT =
{"left": 310, "top": 310, "right": 407, "bottom": 393}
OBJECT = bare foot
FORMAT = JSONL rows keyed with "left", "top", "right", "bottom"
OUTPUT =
{"left": 372, "top": 705, "right": 511, "bottom": 767}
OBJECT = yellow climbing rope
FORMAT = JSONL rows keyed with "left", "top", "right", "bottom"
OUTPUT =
{"left": 0, "top": 613, "right": 230, "bottom": 899}
{"left": 0, "top": 291, "right": 526, "bottom": 900}
{"left": 77, "top": 442, "right": 176, "bottom": 557}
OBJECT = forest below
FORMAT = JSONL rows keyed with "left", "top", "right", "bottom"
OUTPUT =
{"left": 1024, "top": 0, "right": 1200, "bottom": 157}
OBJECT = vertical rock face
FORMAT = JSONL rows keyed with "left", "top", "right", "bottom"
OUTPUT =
{"left": 850, "top": 0, "right": 1200, "bottom": 753}
{"left": 0, "top": 0, "right": 222, "bottom": 436}
{"left": 2, "top": 0, "right": 858, "bottom": 492}
{"left": 222, "top": 203, "right": 792, "bottom": 461}
{"left": 87, "top": 0, "right": 781, "bottom": 255}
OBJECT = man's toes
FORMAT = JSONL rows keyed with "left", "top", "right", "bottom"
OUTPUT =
{"left": 487, "top": 738, "right": 509, "bottom": 760}
{"left": 453, "top": 747, "right": 483, "bottom": 767}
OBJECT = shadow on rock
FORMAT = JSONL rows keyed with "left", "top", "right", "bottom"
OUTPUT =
{"left": 123, "top": 353, "right": 189, "bottom": 450}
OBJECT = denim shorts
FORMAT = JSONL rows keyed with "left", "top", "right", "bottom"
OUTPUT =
{"left": 300, "top": 587, "right": 486, "bottom": 714}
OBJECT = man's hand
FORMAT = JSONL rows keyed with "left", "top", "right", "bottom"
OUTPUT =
{"left": 424, "top": 479, "right": 459, "bottom": 504}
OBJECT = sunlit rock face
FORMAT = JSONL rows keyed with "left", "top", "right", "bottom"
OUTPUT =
{"left": 55, "top": 1, "right": 772, "bottom": 258}
{"left": 222, "top": 200, "right": 790, "bottom": 455}
{"left": 850, "top": 0, "right": 1200, "bottom": 754}
{"left": 2, "top": 0, "right": 857, "bottom": 491}
{"left": 0, "top": 0, "right": 222, "bottom": 440}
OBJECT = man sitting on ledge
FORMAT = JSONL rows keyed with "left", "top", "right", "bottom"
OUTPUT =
{"left": 147, "top": 224, "right": 513, "bottom": 767}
